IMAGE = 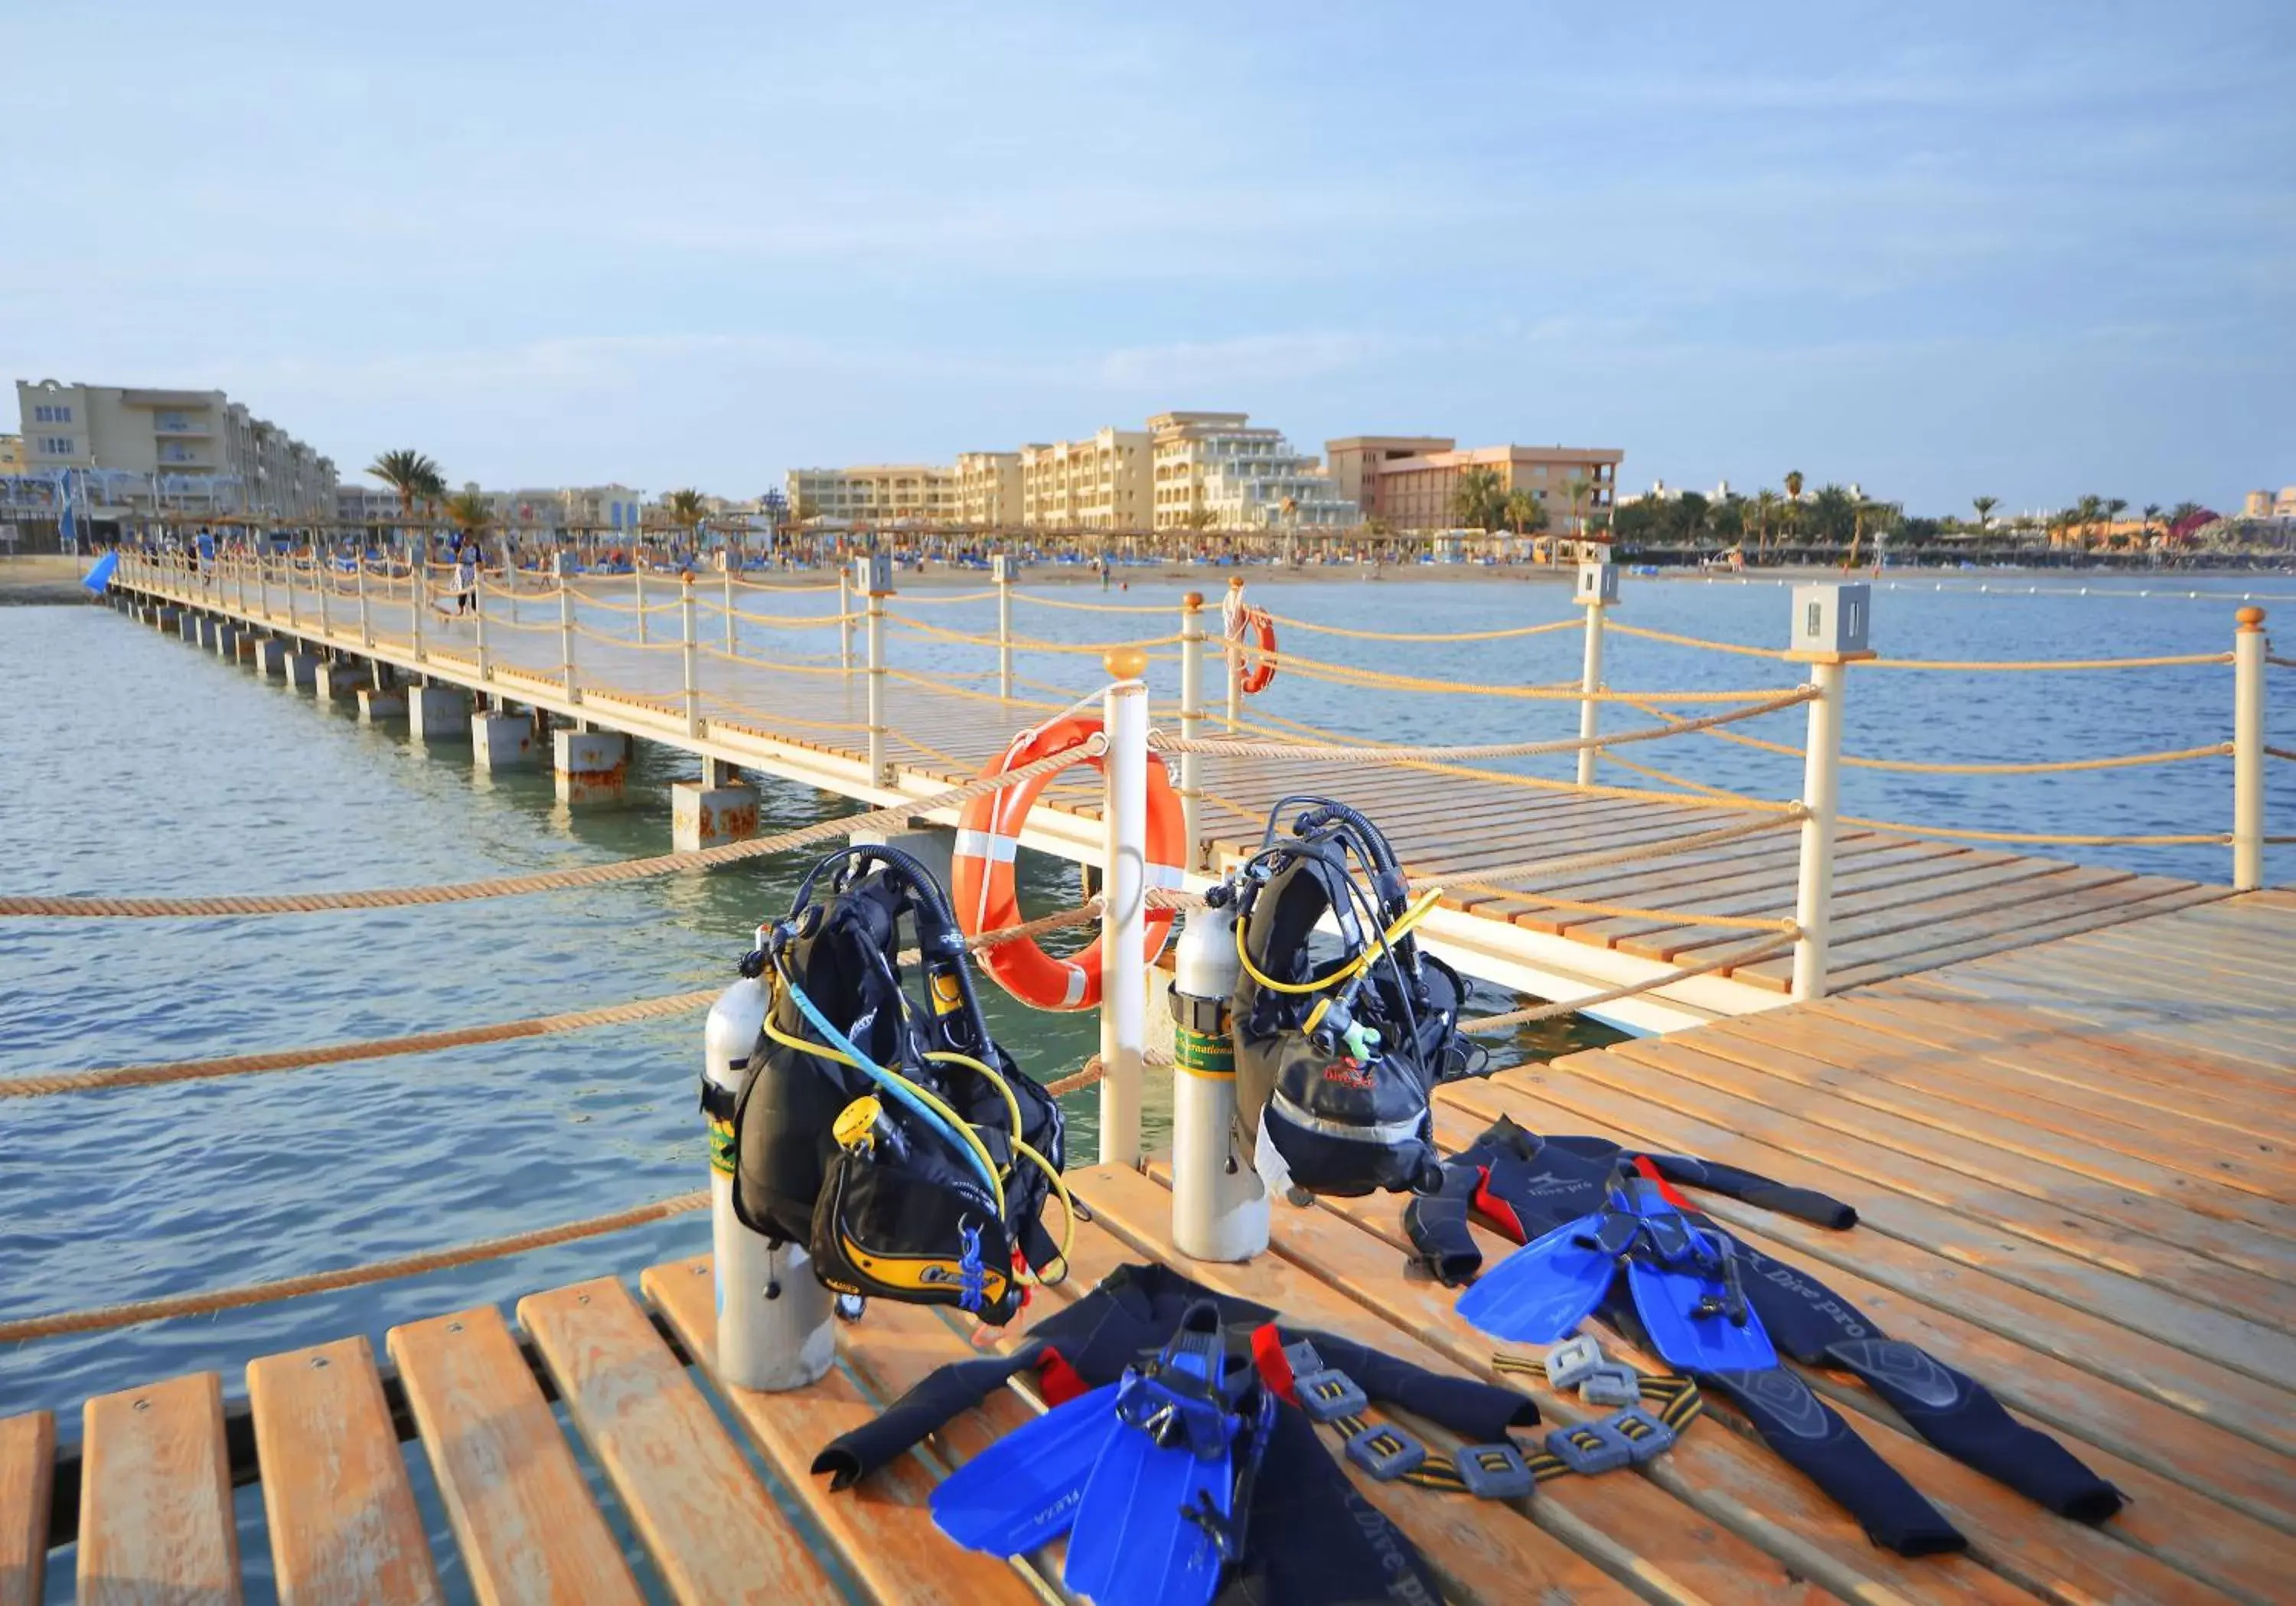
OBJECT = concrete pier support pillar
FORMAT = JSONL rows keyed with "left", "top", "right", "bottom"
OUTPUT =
{"left": 673, "top": 760, "right": 760, "bottom": 850}
{"left": 286, "top": 648, "right": 321, "bottom": 690}
{"left": 473, "top": 710, "right": 539, "bottom": 769}
{"left": 254, "top": 637, "right": 289, "bottom": 679}
{"left": 356, "top": 686, "right": 408, "bottom": 723}
{"left": 313, "top": 659, "right": 364, "bottom": 700}
{"left": 214, "top": 623, "right": 240, "bottom": 659}
{"left": 179, "top": 610, "right": 201, "bottom": 643}
{"left": 553, "top": 730, "right": 629, "bottom": 808}
{"left": 155, "top": 606, "right": 181, "bottom": 634}
{"left": 845, "top": 824, "right": 955, "bottom": 890}
{"left": 409, "top": 684, "right": 471, "bottom": 743}
{"left": 196, "top": 615, "right": 220, "bottom": 650}
{"left": 236, "top": 632, "right": 259, "bottom": 664}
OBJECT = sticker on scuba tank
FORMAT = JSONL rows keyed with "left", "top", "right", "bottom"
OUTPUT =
{"left": 706, "top": 1116, "right": 737, "bottom": 1177}
{"left": 833, "top": 1095, "right": 884, "bottom": 1151}
{"left": 1173, "top": 1023, "right": 1235, "bottom": 1077}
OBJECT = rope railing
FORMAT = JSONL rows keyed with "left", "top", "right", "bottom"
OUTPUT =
{"left": 1257, "top": 614, "right": 1582, "bottom": 645}
{"left": 1836, "top": 816, "right": 2230, "bottom": 847}
{"left": 0, "top": 741, "right": 1100, "bottom": 919}
{"left": 2267, "top": 746, "right": 2296, "bottom": 763}
{"left": 885, "top": 589, "right": 999, "bottom": 606}
{"left": 1247, "top": 643, "right": 1805, "bottom": 704}
{"left": 1616, "top": 694, "right": 2236, "bottom": 775}
{"left": 702, "top": 644, "right": 854, "bottom": 678}
{"left": 1009, "top": 592, "right": 1174, "bottom": 615}
{"left": 1453, "top": 929, "right": 1802, "bottom": 1033}
{"left": 1148, "top": 684, "right": 1818, "bottom": 765}
{"left": 729, "top": 574, "right": 843, "bottom": 595}
{"left": 2268, "top": 654, "right": 2296, "bottom": 670}
{"left": 885, "top": 612, "right": 1185, "bottom": 654}
{"left": 698, "top": 694, "right": 873, "bottom": 735}
{"left": 0, "top": 1193, "right": 713, "bottom": 1346}
{"left": 725, "top": 604, "right": 862, "bottom": 628}
{"left": 1864, "top": 651, "right": 2233, "bottom": 671}
{"left": 1605, "top": 622, "right": 1795, "bottom": 660}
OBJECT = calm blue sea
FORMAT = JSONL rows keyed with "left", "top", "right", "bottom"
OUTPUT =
{"left": 2, "top": 570, "right": 2288, "bottom": 1598}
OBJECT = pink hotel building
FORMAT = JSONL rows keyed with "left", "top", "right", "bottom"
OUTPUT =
{"left": 1326, "top": 437, "right": 1623, "bottom": 531}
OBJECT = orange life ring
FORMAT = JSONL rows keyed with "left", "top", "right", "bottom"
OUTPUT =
{"left": 951, "top": 715, "right": 1185, "bottom": 1010}
{"left": 1230, "top": 605, "right": 1277, "bottom": 694}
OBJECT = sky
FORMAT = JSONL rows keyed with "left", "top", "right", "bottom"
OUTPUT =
{"left": 7, "top": 1, "right": 2292, "bottom": 515}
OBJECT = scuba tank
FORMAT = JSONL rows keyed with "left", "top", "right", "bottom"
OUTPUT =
{"left": 1169, "top": 895, "right": 1269, "bottom": 1262}
{"left": 702, "top": 939, "right": 835, "bottom": 1390}
{"left": 1230, "top": 797, "right": 1485, "bottom": 1199}
{"left": 732, "top": 844, "right": 1070, "bottom": 1324}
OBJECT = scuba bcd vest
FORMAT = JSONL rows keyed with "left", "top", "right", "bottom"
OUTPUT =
{"left": 1231, "top": 797, "right": 1485, "bottom": 1198}
{"left": 731, "top": 844, "right": 1068, "bottom": 1324}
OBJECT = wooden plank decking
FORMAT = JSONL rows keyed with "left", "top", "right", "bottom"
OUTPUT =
{"left": 7, "top": 890, "right": 2289, "bottom": 1603}
{"left": 112, "top": 572, "right": 2237, "bottom": 1030}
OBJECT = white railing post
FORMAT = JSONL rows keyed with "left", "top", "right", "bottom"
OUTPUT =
{"left": 474, "top": 573, "right": 491, "bottom": 681}
{"left": 411, "top": 561, "right": 426, "bottom": 664}
{"left": 1787, "top": 582, "right": 1871, "bottom": 1001}
{"left": 2232, "top": 606, "right": 2268, "bottom": 890}
{"left": 722, "top": 564, "right": 737, "bottom": 654}
{"left": 859, "top": 554, "right": 892, "bottom": 786}
{"left": 559, "top": 578, "right": 579, "bottom": 704}
{"left": 838, "top": 563, "right": 855, "bottom": 671}
{"left": 1100, "top": 647, "right": 1150, "bottom": 1166}
{"left": 634, "top": 558, "right": 648, "bottom": 645}
{"left": 236, "top": 550, "right": 247, "bottom": 613}
{"left": 357, "top": 557, "right": 372, "bottom": 648}
{"left": 682, "top": 575, "right": 702, "bottom": 737}
{"left": 1179, "top": 590, "right": 1206, "bottom": 869}
{"left": 287, "top": 553, "right": 301, "bottom": 632}
{"left": 1574, "top": 557, "right": 1618, "bottom": 788}
{"left": 993, "top": 553, "right": 1016, "bottom": 698}
{"left": 1224, "top": 576, "right": 1245, "bottom": 733}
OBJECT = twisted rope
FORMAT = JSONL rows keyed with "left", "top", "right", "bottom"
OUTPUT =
{"left": 0, "top": 743, "right": 1097, "bottom": 919}
{"left": 1864, "top": 651, "right": 2232, "bottom": 671}
{"left": 1248, "top": 645, "right": 1801, "bottom": 703}
{"left": 1606, "top": 622, "right": 1794, "bottom": 660}
{"left": 0, "top": 1193, "right": 713, "bottom": 1346}
{"left": 1263, "top": 614, "right": 1581, "bottom": 644}
{"left": 2267, "top": 746, "right": 2296, "bottom": 763}
{"left": 1455, "top": 929, "right": 1801, "bottom": 1031}
{"left": 1009, "top": 593, "right": 1174, "bottom": 615}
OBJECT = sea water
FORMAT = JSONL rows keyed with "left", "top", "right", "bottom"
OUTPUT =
{"left": 2, "top": 573, "right": 2288, "bottom": 1598}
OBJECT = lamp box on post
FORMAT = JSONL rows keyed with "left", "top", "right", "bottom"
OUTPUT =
{"left": 991, "top": 554, "right": 1016, "bottom": 584}
{"left": 1576, "top": 560, "right": 1619, "bottom": 606}
{"left": 1791, "top": 583, "right": 1870, "bottom": 658}
{"left": 853, "top": 552, "right": 893, "bottom": 596}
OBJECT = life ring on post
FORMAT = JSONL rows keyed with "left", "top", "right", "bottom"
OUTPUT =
{"left": 1229, "top": 605, "right": 1277, "bottom": 694}
{"left": 952, "top": 715, "right": 1185, "bottom": 1010}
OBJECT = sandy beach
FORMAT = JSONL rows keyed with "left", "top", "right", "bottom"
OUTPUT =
{"left": 0, "top": 556, "right": 94, "bottom": 606}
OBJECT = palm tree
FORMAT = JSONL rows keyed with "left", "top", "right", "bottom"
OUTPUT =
{"left": 1781, "top": 472, "right": 1805, "bottom": 554}
{"left": 1784, "top": 470, "right": 1804, "bottom": 502}
{"left": 445, "top": 490, "right": 493, "bottom": 539}
{"left": 368, "top": 449, "right": 443, "bottom": 563}
{"left": 1971, "top": 495, "right": 1997, "bottom": 532}
{"left": 2105, "top": 497, "right": 2129, "bottom": 548}
{"left": 1751, "top": 488, "right": 1779, "bottom": 561}
{"left": 1848, "top": 499, "right": 1896, "bottom": 569}
{"left": 1503, "top": 488, "right": 1546, "bottom": 537}
{"left": 664, "top": 488, "right": 709, "bottom": 563}
{"left": 1449, "top": 467, "right": 1507, "bottom": 531}
{"left": 2073, "top": 494, "right": 2105, "bottom": 548}
{"left": 1563, "top": 475, "right": 1594, "bottom": 550}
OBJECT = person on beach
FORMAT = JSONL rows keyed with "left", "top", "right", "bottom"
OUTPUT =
{"left": 456, "top": 545, "right": 478, "bottom": 615}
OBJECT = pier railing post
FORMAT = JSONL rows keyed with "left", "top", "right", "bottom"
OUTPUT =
{"left": 838, "top": 564, "right": 854, "bottom": 671}
{"left": 1101, "top": 647, "right": 1150, "bottom": 1166}
{"left": 859, "top": 554, "right": 892, "bottom": 787}
{"left": 559, "top": 579, "right": 579, "bottom": 705}
{"left": 993, "top": 553, "right": 1016, "bottom": 699}
{"left": 682, "top": 575, "right": 702, "bottom": 737}
{"left": 633, "top": 557, "right": 649, "bottom": 646}
{"left": 236, "top": 550, "right": 247, "bottom": 614}
{"left": 2232, "top": 606, "right": 2268, "bottom": 890}
{"left": 1787, "top": 583, "right": 1872, "bottom": 1001}
{"left": 1179, "top": 591, "right": 1206, "bottom": 869}
{"left": 287, "top": 552, "right": 301, "bottom": 632}
{"left": 357, "top": 557, "right": 372, "bottom": 648}
{"left": 474, "top": 574, "right": 491, "bottom": 681}
{"left": 1224, "top": 576, "right": 1245, "bottom": 733}
{"left": 722, "top": 564, "right": 737, "bottom": 654}
{"left": 1574, "top": 557, "right": 1619, "bottom": 787}
{"left": 411, "top": 561, "right": 426, "bottom": 665}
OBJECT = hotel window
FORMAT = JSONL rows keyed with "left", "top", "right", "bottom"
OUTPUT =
{"left": 41, "top": 436, "right": 73, "bottom": 454}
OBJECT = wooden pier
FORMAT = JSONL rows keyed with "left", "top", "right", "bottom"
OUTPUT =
{"left": 4, "top": 890, "right": 2289, "bottom": 1604}
{"left": 4, "top": 554, "right": 2282, "bottom": 1603}
{"left": 96, "top": 555, "right": 2262, "bottom": 1033}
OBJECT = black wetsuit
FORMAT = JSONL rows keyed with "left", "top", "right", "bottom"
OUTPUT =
{"left": 1405, "top": 1116, "right": 2123, "bottom": 1555}
{"left": 814, "top": 1261, "right": 1539, "bottom": 1605}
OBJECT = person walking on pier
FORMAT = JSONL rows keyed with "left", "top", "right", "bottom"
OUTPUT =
{"left": 455, "top": 544, "right": 478, "bottom": 616}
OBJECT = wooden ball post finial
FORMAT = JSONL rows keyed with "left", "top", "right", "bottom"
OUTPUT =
{"left": 1105, "top": 647, "right": 1149, "bottom": 679}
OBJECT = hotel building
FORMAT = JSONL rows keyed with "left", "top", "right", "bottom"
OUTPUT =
{"left": 1019, "top": 429, "right": 1151, "bottom": 529}
{"left": 786, "top": 464, "right": 958, "bottom": 524}
{"left": 1326, "top": 438, "right": 1623, "bottom": 531}
{"left": 15, "top": 378, "right": 338, "bottom": 517}
{"left": 955, "top": 451, "right": 1023, "bottom": 527}
{"left": 1149, "top": 411, "right": 1358, "bottom": 530}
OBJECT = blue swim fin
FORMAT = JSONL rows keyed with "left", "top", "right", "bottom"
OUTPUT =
{"left": 1616, "top": 1176, "right": 1779, "bottom": 1373}
{"left": 1455, "top": 1206, "right": 1620, "bottom": 1344}
{"left": 930, "top": 1381, "right": 1121, "bottom": 1557}
{"left": 1063, "top": 1301, "right": 1238, "bottom": 1606}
